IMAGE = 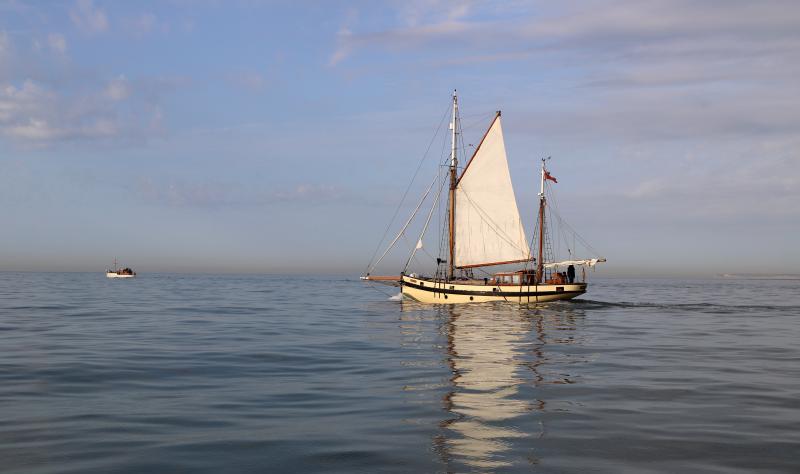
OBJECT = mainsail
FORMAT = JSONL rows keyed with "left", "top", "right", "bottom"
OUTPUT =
{"left": 454, "top": 115, "right": 530, "bottom": 268}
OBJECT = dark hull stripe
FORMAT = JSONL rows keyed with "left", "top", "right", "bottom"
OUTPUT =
{"left": 402, "top": 280, "right": 585, "bottom": 297}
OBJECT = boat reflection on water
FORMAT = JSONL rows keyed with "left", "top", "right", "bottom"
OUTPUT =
{"left": 401, "top": 301, "right": 585, "bottom": 470}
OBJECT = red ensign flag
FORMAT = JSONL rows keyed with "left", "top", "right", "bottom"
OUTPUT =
{"left": 544, "top": 171, "right": 557, "bottom": 183}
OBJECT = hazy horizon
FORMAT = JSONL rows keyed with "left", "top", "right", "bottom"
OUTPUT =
{"left": 2, "top": 1, "right": 798, "bottom": 276}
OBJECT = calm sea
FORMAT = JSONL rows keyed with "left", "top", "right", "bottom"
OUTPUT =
{"left": 0, "top": 273, "right": 798, "bottom": 473}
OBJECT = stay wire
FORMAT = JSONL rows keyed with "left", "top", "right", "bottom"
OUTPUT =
{"left": 546, "top": 180, "right": 603, "bottom": 258}
{"left": 363, "top": 102, "right": 452, "bottom": 276}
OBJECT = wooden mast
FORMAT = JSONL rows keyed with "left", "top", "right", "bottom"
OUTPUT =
{"left": 448, "top": 90, "right": 458, "bottom": 281}
{"left": 536, "top": 159, "right": 545, "bottom": 284}
{"left": 536, "top": 196, "right": 545, "bottom": 284}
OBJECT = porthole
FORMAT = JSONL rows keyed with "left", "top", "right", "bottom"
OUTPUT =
{"left": 469, "top": 296, "right": 474, "bottom": 301}
{"left": 444, "top": 294, "right": 448, "bottom": 299}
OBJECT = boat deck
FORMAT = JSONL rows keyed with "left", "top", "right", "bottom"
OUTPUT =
{"left": 410, "top": 277, "right": 584, "bottom": 286}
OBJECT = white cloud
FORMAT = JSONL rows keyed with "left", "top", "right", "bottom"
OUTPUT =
{"left": 0, "top": 80, "right": 113, "bottom": 142}
{"left": 329, "top": 26, "right": 353, "bottom": 67}
{"left": 104, "top": 75, "right": 131, "bottom": 101}
{"left": 328, "top": 7, "right": 358, "bottom": 66}
{"left": 330, "top": 18, "right": 470, "bottom": 66}
{"left": 329, "top": 0, "right": 508, "bottom": 65}
{"left": 324, "top": 1, "right": 800, "bottom": 229}
{"left": 47, "top": 33, "right": 67, "bottom": 54}
{"left": 70, "top": 0, "right": 109, "bottom": 34}
{"left": 0, "top": 17, "right": 175, "bottom": 147}
{"left": 394, "top": 0, "right": 474, "bottom": 27}
{"left": 6, "top": 118, "right": 60, "bottom": 141}
{"left": 331, "top": 0, "right": 800, "bottom": 71}
{"left": 0, "top": 77, "right": 163, "bottom": 145}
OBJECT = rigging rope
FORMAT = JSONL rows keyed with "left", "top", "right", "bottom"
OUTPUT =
{"left": 362, "top": 102, "right": 451, "bottom": 276}
{"left": 457, "top": 188, "right": 531, "bottom": 256}
{"left": 545, "top": 180, "right": 603, "bottom": 258}
{"left": 404, "top": 172, "right": 449, "bottom": 272}
{"left": 366, "top": 173, "right": 439, "bottom": 275}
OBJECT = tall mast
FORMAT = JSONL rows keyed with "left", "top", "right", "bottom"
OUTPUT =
{"left": 447, "top": 90, "right": 458, "bottom": 281}
{"left": 536, "top": 159, "right": 545, "bottom": 284}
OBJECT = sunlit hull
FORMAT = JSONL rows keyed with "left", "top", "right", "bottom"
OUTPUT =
{"left": 106, "top": 272, "right": 135, "bottom": 278}
{"left": 401, "top": 275, "right": 585, "bottom": 304}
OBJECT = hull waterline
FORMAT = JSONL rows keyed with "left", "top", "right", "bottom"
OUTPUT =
{"left": 106, "top": 273, "right": 135, "bottom": 278}
{"left": 401, "top": 275, "right": 585, "bottom": 304}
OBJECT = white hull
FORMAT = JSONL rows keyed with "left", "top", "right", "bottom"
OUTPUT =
{"left": 401, "top": 275, "right": 585, "bottom": 304}
{"left": 106, "top": 272, "right": 135, "bottom": 278}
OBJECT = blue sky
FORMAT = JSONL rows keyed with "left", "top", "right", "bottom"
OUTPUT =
{"left": 1, "top": 0, "right": 798, "bottom": 275}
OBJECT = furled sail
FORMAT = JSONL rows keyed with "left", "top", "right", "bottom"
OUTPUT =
{"left": 454, "top": 115, "right": 530, "bottom": 268}
{"left": 543, "top": 258, "right": 606, "bottom": 269}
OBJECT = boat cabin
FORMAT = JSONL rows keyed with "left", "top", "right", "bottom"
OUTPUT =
{"left": 494, "top": 270, "right": 536, "bottom": 285}
{"left": 493, "top": 268, "right": 575, "bottom": 285}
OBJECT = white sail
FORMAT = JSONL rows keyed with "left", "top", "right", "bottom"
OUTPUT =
{"left": 454, "top": 116, "right": 530, "bottom": 268}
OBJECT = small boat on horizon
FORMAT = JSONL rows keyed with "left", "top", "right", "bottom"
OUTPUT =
{"left": 363, "top": 90, "right": 605, "bottom": 303}
{"left": 106, "top": 258, "right": 136, "bottom": 278}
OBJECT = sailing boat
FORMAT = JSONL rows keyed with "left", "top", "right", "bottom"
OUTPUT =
{"left": 363, "top": 91, "right": 605, "bottom": 303}
{"left": 106, "top": 258, "right": 136, "bottom": 278}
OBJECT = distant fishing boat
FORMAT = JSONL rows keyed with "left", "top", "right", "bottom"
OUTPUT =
{"left": 106, "top": 258, "right": 136, "bottom": 278}
{"left": 363, "top": 91, "right": 605, "bottom": 303}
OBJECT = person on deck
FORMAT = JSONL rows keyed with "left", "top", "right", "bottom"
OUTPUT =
{"left": 567, "top": 265, "right": 575, "bottom": 284}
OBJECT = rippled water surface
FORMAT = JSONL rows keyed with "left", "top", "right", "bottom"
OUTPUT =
{"left": 1, "top": 273, "right": 799, "bottom": 473}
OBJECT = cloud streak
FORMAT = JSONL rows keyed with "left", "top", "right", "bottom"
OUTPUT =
{"left": 326, "top": 0, "right": 800, "bottom": 247}
{"left": 0, "top": 77, "right": 166, "bottom": 144}
{"left": 135, "top": 179, "right": 359, "bottom": 208}
{"left": 330, "top": 1, "right": 800, "bottom": 80}
{"left": 330, "top": 2, "right": 800, "bottom": 140}
{"left": 379, "top": 2, "right": 790, "bottom": 49}
{"left": 0, "top": 27, "right": 185, "bottom": 146}
{"left": 69, "top": 0, "right": 109, "bottom": 34}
